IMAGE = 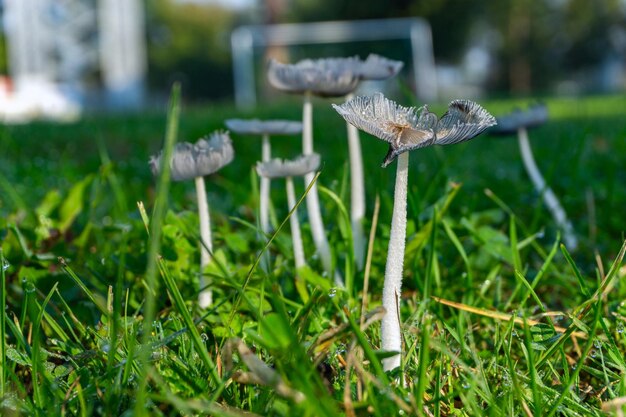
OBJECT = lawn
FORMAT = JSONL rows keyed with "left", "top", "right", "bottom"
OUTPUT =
{"left": 0, "top": 91, "right": 625, "bottom": 416}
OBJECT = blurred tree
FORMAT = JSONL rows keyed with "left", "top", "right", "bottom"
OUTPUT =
{"left": 145, "top": 0, "right": 235, "bottom": 100}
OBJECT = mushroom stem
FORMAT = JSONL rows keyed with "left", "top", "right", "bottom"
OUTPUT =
{"left": 260, "top": 133, "right": 271, "bottom": 235}
{"left": 345, "top": 93, "right": 366, "bottom": 270}
{"left": 517, "top": 127, "right": 578, "bottom": 249}
{"left": 381, "top": 151, "right": 409, "bottom": 372}
{"left": 302, "top": 91, "right": 341, "bottom": 284}
{"left": 195, "top": 175, "right": 213, "bottom": 308}
{"left": 286, "top": 176, "right": 306, "bottom": 269}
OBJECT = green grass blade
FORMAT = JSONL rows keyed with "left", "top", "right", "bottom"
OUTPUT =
{"left": 0, "top": 250, "right": 6, "bottom": 398}
{"left": 134, "top": 82, "right": 181, "bottom": 415}
{"left": 31, "top": 282, "right": 58, "bottom": 409}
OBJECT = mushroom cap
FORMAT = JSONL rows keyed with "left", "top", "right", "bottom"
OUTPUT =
{"left": 491, "top": 104, "right": 548, "bottom": 135}
{"left": 333, "top": 92, "right": 496, "bottom": 167}
{"left": 149, "top": 131, "right": 234, "bottom": 181}
{"left": 358, "top": 54, "right": 404, "bottom": 80}
{"left": 267, "top": 59, "right": 360, "bottom": 97}
{"left": 225, "top": 118, "right": 303, "bottom": 135}
{"left": 256, "top": 153, "right": 321, "bottom": 179}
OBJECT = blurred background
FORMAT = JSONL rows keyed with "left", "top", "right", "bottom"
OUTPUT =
{"left": 0, "top": 0, "right": 624, "bottom": 120}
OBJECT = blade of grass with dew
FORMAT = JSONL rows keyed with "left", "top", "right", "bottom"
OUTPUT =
{"left": 521, "top": 317, "right": 542, "bottom": 415}
{"left": 421, "top": 207, "right": 438, "bottom": 301}
{"left": 319, "top": 185, "right": 354, "bottom": 295}
{"left": 518, "top": 236, "right": 560, "bottom": 311}
{"left": 441, "top": 219, "right": 473, "bottom": 298}
{"left": 59, "top": 258, "right": 108, "bottom": 316}
{"left": 31, "top": 282, "right": 58, "bottom": 410}
{"left": 414, "top": 313, "right": 431, "bottom": 414}
{"left": 545, "top": 301, "right": 603, "bottom": 417}
{"left": 134, "top": 83, "right": 181, "bottom": 416}
{"left": 361, "top": 194, "right": 380, "bottom": 326}
{"left": 157, "top": 258, "right": 221, "bottom": 385}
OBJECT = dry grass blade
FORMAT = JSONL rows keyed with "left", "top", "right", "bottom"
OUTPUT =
{"left": 309, "top": 306, "right": 385, "bottom": 355}
{"left": 431, "top": 296, "right": 587, "bottom": 339}
{"left": 224, "top": 338, "right": 304, "bottom": 403}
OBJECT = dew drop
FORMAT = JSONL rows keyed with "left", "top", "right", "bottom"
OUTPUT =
{"left": 328, "top": 288, "right": 337, "bottom": 298}
{"left": 1, "top": 260, "right": 9, "bottom": 272}
{"left": 201, "top": 333, "right": 209, "bottom": 342}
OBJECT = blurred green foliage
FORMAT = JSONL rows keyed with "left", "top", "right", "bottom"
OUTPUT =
{"left": 146, "top": 0, "right": 236, "bottom": 99}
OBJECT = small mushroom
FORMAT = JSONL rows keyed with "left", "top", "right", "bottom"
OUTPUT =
{"left": 150, "top": 131, "right": 234, "bottom": 308}
{"left": 491, "top": 104, "right": 577, "bottom": 249}
{"left": 225, "top": 118, "right": 303, "bottom": 236}
{"left": 268, "top": 59, "right": 360, "bottom": 284}
{"left": 334, "top": 93, "right": 495, "bottom": 372}
{"left": 256, "top": 154, "right": 321, "bottom": 295}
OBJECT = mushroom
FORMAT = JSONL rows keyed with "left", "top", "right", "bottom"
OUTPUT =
{"left": 269, "top": 55, "right": 403, "bottom": 271}
{"left": 225, "top": 118, "right": 303, "bottom": 236}
{"left": 333, "top": 92, "right": 496, "bottom": 371}
{"left": 268, "top": 58, "right": 360, "bottom": 284}
{"left": 256, "top": 154, "right": 321, "bottom": 291}
{"left": 149, "top": 131, "right": 234, "bottom": 308}
{"left": 492, "top": 104, "right": 577, "bottom": 249}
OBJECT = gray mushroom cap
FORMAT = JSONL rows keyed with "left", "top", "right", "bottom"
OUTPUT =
{"left": 267, "top": 59, "right": 360, "bottom": 97}
{"left": 225, "top": 119, "right": 303, "bottom": 135}
{"left": 256, "top": 153, "right": 321, "bottom": 179}
{"left": 149, "top": 131, "right": 234, "bottom": 181}
{"left": 491, "top": 104, "right": 548, "bottom": 135}
{"left": 333, "top": 92, "right": 496, "bottom": 167}
{"left": 356, "top": 54, "right": 404, "bottom": 80}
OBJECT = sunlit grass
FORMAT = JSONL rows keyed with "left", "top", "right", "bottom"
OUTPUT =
{"left": 0, "top": 93, "right": 625, "bottom": 415}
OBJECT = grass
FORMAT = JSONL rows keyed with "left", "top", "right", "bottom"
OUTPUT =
{"left": 0, "top": 91, "right": 625, "bottom": 416}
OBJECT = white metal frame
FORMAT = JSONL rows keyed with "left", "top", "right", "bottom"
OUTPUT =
{"left": 231, "top": 18, "right": 438, "bottom": 108}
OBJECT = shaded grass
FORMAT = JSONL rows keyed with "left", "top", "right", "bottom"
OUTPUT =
{"left": 0, "top": 93, "right": 625, "bottom": 415}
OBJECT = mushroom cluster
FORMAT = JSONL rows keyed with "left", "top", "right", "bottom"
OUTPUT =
{"left": 225, "top": 118, "right": 303, "bottom": 236}
{"left": 268, "top": 54, "right": 404, "bottom": 280}
{"left": 149, "top": 53, "right": 499, "bottom": 377}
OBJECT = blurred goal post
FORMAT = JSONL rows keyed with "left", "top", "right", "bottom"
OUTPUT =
{"left": 231, "top": 18, "right": 437, "bottom": 108}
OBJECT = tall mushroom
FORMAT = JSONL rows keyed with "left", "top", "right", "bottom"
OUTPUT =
{"left": 256, "top": 153, "right": 321, "bottom": 274}
{"left": 492, "top": 104, "right": 578, "bottom": 249}
{"left": 268, "top": 58, "right": 359, "bottom": 284}
{"left": 334, "top": 93, "right": 496, "bottom": 371}
{"left": 149, "top": 131, "right": 234, "bottom": 308}
{"left": 225, "top": 118, "right": 303, "bottom": 236}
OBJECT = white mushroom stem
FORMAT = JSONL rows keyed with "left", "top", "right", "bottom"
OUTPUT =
{"left": 381, "top": 152, "right": 409, "bottom": 372}
{"left": 195, "top": 175, "right": 213, "bottom": 308}
{"left": 346, "top": 93, "right": 366, "bottom": 270}
{"left": 302, "top": 91, "right": 340, "bottom": 283}
{"left": 286, "top": 176, "right": 306, "bottom": 269}
{"left": 260, "top": 133, "right": 271, "bottom": 235}
{"left": 517, "top": 127, "right": 578, "bottom": 249}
